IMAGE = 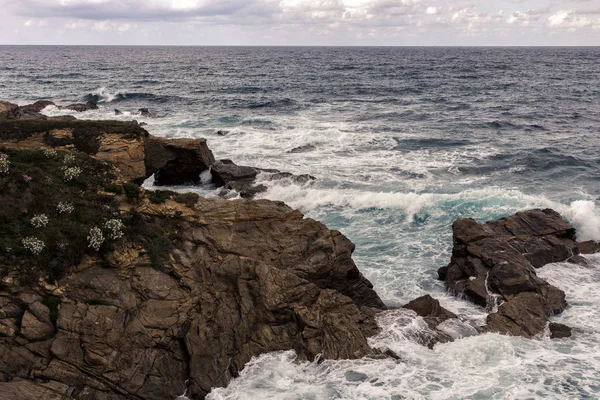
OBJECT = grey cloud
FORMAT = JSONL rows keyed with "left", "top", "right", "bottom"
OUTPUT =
{"left": 9, "top": 0, "right": 281, "bottom": 21}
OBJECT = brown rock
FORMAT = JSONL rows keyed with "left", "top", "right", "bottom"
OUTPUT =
{"left": 20, "top": 100, "right": 55, "bottom": 113}
{"left": 549, "top": 322, "right": 572, "bottom": 339}
{"left": 0, "top": 101, "right": 18, "bottom": 119}
{"left": 403, "top": 295, "right": 457, "bottom": 329}
{"left": 60, "top": 101, "right": 98, "bottom": 112}
{"left": 444, "top": 209, "right": 576, "bottom": 338}
{"left": 578, "top": 240, "right": 600, "bottom": 255}
{"left": 20, "top": 311, "right": 54, "bottom": 341}
{"left": 145, "top": 136, "right": 215, "bottom": 185}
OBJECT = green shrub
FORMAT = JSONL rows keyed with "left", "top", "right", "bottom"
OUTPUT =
{"left": 122, "top": 183, "right": 141, "bottom": 200}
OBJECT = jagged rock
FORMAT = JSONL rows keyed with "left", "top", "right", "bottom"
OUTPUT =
{"left": 60, "top": 101, "right": 98, "bottom": 112}
{"left": 20, "top": 100, "right": 55, "bottom": 113}
{"left": 145, "top": 136, "right": 216, "bottom": 185}
{"left": 402, "top": 295, "right": 458, "bottom": 348}
{"left": 138, "top": 108, "right": 151, "bottom": 116}
{"left": 487, "top": 292, "right": 548, "bottom": 338}
{"left": 578, "top": 240, "right": 600, "bottom": 254}
{"left": 288, "top": 144, "right": 316, "bottom": 154}
{"left": 212, "top": 160, "right": 316, "bottom": 198}
{"left": 0, "top": 197, "right": 385, "bottom": 399}
{"left": 403, "top": 295, "right": 457, "bottom": 328}
{"left": 442, "top": 209, "right": 577, "bottom": 338}
{"left": 549, "top": 322, "right": 572, "bottom": 339}
{"left": 114, "top": 109, "right": 123, "bottom": 115}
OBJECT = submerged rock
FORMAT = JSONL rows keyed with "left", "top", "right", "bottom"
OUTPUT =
{"left": 402, "top": 295, "right": 457, "bottom": 348}
{"left": 60, "top": 101, "right": 98, "bottom": 112}
{"left": 138, "top": 107, "right": 151, "bottom": 116}
{"left": 114, "top": 109, "right": 123, "bottom": 115}
{"left": 439, "top": 209, "right": 578, "bottom": 338}
{"left": 288, "top": 144, "right": 316, "bottom": 153}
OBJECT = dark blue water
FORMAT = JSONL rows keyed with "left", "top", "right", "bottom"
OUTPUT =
{"left": 2, "top": 46, "right": 600, "bottom": 399}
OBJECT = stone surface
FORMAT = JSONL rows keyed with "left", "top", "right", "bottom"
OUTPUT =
{"left": 549, "top": 322, "right": 572, "bottom": 339}
{"left": 20, "top": 101, "right": 55, "bottom": 113}
{"left": 0, "top": 120, "right": 386, "bottom": 399}
{"left": 145, "top": 136, "right": 216, "bottom": 185}
{"left": 578, "top": 240, "right": 600, "bottom": 254}
{"left": 442, "top": 209, "right": 577, "bottom": 338}
{"left": 403, "top": 295, "right": 457, "bottom": 329}
{"left": 0, "top": 101, "right": 19, "bottom": 119}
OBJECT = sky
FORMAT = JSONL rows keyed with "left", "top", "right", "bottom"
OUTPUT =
{"left": 0, "top": 0, "right": 599, "bottom": 46}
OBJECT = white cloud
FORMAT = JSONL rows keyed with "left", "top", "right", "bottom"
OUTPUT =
{"left": 1, "top": 0, "right": 599, "bottom": 45}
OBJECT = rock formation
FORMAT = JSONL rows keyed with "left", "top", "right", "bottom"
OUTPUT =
{"left": 438, "top": 209, "right": 580, "bottom": 338}
{"left": 0, "top": 112, "right": 385, "bottom": 399}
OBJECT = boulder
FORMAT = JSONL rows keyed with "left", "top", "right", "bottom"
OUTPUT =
{"left": 578, "top": 240, "right": 600, "bottom": 254}
{"left": 0, "top": 101, "right": 18, "bottom": 119}
{"left": 114, "top": 109, "right": 123, "bottom": 115}
{"left": 60, "top": 101, "right": 98, "bottom": 112}
{"left": 212, "top": 160, "right": 316, "bottom": 198}
{"left": 145, "top": 136, "right": 216, "bottom": 185}
{"left": 402, "top": 295, "right": 458, "bottom": 348}
{"left": 442, "top": 209, "right": 577, "bottom": 338}
{"left": 20, "top": 100, "right": 55, "bottom": 113}
{"left": 403, "top": 295, "right": 457, "bottom": 329}
{"left": 138, "top": 108, "right": 151, "bottom": 116}
{"left": 549, "top": 322, "right": 572, "bottom": 339}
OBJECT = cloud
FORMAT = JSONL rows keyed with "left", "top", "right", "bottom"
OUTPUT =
{"left": 1, "top": 0, "right": 599, "bottom": 45}
{"left": 548, "top": 9, "right": 599, "bottom": 29}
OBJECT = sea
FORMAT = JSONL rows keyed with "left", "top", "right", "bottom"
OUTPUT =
{"left": 1, "top": 46, "right": 600, "bottom": 399}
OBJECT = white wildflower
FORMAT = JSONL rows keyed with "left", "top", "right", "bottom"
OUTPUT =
{"left": 30, "top": 214, "right": 49, "bottom": 228}
{"left": 104, "top": 219, "right": 124, "bottom": 240}
{"left": 63, "top": 166, "right": 82, "bottom": 182}
{"left": 22, "top": 237, "right": 45, "bottom": 255}
{"left": 43, "top": 148, "right": 58, "bottom": 158}
{"left": 63, "top": 153, "right": 76, "bottom": 165}
{"left": 0, "top": 153, "right": 9, "bottom": 174}
{"left": 57, "top": 201, "right": 74, "bottom": 214}
{"left": 87, "top": 227, "right": 105, "bottom": 251}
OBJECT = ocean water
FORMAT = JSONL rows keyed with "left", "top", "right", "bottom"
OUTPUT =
{"left": 2, "top": 46, "right": 600, "bottom": 399}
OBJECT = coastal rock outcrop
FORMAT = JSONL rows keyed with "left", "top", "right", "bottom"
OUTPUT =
{"left": 60, "top": 101, "right": 99, "bottom": 112}
{"left": 145, "top": 136, "right": 215, "bottom": 185}
{"left": 0, "top": 115, "right": 385, "bottom": 399}
{"left": 438, "top": 209, "right": 578, "bottom": 338}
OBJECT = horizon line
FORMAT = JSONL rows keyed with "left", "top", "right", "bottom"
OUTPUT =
{"left": 0, "top": 44, "right": 599, "bottom": 48}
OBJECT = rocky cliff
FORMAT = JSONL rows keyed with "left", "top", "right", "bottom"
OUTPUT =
{"left": 0, "top": 106, "right": 385, "bottom": 399}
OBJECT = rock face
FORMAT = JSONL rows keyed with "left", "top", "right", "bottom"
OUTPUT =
{"left": 439, "top": 209, "right": 577, "bottom": 338}
{"left": 145, "top": 136, "right": 216, "bottom": 185}
{"left": 0, "top": 116, "right": 385, "bottom": 399}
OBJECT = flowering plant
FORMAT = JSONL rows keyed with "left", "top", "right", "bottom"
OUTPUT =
{"left": 22, "top": 237, "right": 45, "bottom": 255}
